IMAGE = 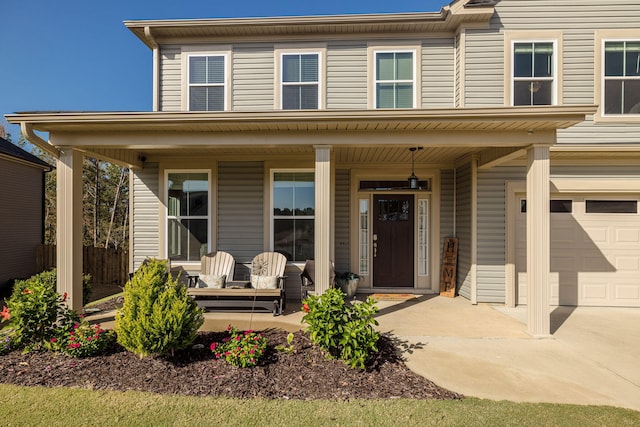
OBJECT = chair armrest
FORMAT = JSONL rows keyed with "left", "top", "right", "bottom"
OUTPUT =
{"left": 278, "top": 276, "right": 287, "bottom": 289}
{"left": 187, "top": 274, "right": 199, "bottom": 288}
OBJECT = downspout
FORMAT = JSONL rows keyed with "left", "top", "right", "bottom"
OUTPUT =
{"left": 144, "top": 26, "right": 160, "bottom": 112}
{"left": 21, "top": 122, "right": 60, "bottom": 158}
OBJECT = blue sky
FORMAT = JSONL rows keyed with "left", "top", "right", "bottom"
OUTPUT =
{"left": 0, "top": 0, "right": 448, "bottom": 139}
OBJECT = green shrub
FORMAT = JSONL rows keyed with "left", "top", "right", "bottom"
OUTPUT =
{"left": 210, "top": 325, "right": 267, "bottom": 368}
{"left": 4, "top": 270, "right": 79, "bottom": 351}
{"left": 115, "top": 258, "right": 204, "bottom": 357}
{"left": 302, "top": 287, "right": 380, "bottom": 369}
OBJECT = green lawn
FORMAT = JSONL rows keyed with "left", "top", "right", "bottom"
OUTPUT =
{"left": 0, "top": 384, "right": 638, "bottom": 426}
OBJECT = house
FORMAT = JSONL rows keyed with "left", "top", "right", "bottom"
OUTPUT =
{"left": 0, "top": 136, "right": 52, "bottom": 295}
{"left": 6, "top": 0, "right": 640, "bottom": 336}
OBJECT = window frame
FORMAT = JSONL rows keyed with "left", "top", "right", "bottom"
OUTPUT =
{"left": 279, "top": 52, "right": 321, "bottom": 110}
{"left": 186, "top": 53, "right": 227, "bottom": 112}
{"left": 600, "top": 39, "right": 640, "bottom": 117}
{"left": 164, "top": 169, "right": 212, "bottom": 263}
{"left": 595, "top": 30, "right": 640, "bottom": 122}
{"left": 181, "top": 46, "right": 232, "bottom": 112}
{"left": 510, "top": 39, "right": 558, "bottom": 106}
{"left": 372, "top": 48, "right": 418, "bottom": 109}
{"left": 270, "top": 169, "right": 315, "bottom": 262}
{"left": 274, "top": 46, "right": 325, "bottom": 110}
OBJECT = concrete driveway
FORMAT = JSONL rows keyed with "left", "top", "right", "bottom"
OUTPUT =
{"left": 376, "top": 296, "right": 640, "bottom": 411}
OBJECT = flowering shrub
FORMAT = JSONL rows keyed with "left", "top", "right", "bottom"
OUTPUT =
{"left": 48, "top": 320, "right": 114, "bottom": 358}
{"left": 5, "top": 270, "right": 80, "bottom": 351}
{"left": 211, "top": 325, "right": 267, "bottom": 368}
{"left": 302, "top": 287, "right": 380, "bottom": 369}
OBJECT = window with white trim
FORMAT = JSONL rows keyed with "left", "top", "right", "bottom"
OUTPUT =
{"left": 603, "top": 41, "right": 640, "bottom": 115}
{"left": 272, "top": 171, "right": 314, "bottom": 261}
{"left": 359, "top": 199, "right": 369, "bottom": 275}
{"left": 512, "top": 42, "right": 555, "bottom": 106}
{"left": 281, "top": 54, "right": 319, "bottom": 110}
{"left": 188, "top": 55, "right": 225, "bottom": 111}
{"left": 375, "top": 51, "right": 415, "bottom": 108}
{"left": 167, "top": 172, "right": 209, "bottom": 262}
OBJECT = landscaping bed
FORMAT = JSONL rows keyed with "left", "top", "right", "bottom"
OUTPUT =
{"left": 0, "top": 329, "right": 461, "bottom": 400}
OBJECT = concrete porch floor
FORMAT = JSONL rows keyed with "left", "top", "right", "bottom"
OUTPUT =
{"left": 90, "top": 295, "right": 640, "bottom": 411}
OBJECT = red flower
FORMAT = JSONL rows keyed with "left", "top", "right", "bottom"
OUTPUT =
{"left": 62, "top": 292, "right": 68, "bottom": 302}
{"left": 303, "top": 303, "right": 310, "bottom": 313}
{"left": 1, "top": 306, "right": 9, "bottom": 321}
{"left": 244, "top": 330, "right": 253, "bottom": 335}
{"left": 50, "top": 337, "right": 57, "bottom": 343}
{"left": 22, "top": 289, "right": 33, "bottom": 295}
{"left": 210, "top": 342, "right": 217, "bottom": 352}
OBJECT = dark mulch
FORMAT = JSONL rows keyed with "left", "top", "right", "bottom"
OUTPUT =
{"left": 0, "top": 329, "right": 462, "bottom": 400}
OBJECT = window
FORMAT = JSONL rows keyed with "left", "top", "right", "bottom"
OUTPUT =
{"left": 586, "top": 200, "right": 638, "bottom": 214}
{"left": 603, "top": 41, "right": 640, "bottom": 115}
{"left": 281, "top": 54, "right": 319, "bottom": 110}
{"left": 188, "top": 55, "right": 225, "bottom": 111}
{"left": 375, "top": 51, "right": 415, "bottom": 108}
{"left": 520, "top": 199, "right": 573, "bottom": 213}
{"left": 513, "top": 42, "right": 555, "bottom": 105}
{"left": 167, "top": 172, "right": 209, "bottom": 261}
{"left": 359, "top": 199, "right": 369, "bottom": 275}
{"left": 272, "top": 171, "right": 314, "bottom": 261}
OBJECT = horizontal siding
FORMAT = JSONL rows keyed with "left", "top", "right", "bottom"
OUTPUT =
{"left": 477, "top": 166, "right": 524, "bottom": 303}
{"left": 217, "top": 162, "right": 264, "bottom": 268}
{"left": 233, "top": 45, "right": 274, "bottom": 111}
{"left": 0, "top": 160, "right": 44, "bottom": 286}
{"left": 326, "top": 42, "right": 368, "bottom": 109}
{"left": 456, "top": 163, "right": 472, "bottom": 300}
{"left": 133, "top": 163, "right": 160, "bottom": 269}
{"left": 422, "top": 38, "right": 455, "bottom": 108}
{"left": 439, "top": 169, "right": 455, "bottom": 278}
{"left": 159, "top": 46, "right": 182, "bottom": 112}
{"left": 463, "top": 29, "right": 504, "bottom": 107}
{"left": 334, "top": 169, "right": 350, "bottom": 272}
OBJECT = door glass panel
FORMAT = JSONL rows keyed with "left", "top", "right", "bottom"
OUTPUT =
{"left": 377, "top": 200, "right": 410, "bottom": 221}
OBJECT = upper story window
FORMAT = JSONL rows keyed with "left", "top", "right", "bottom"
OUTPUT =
{"left": 375, "top": 51, "right": 415, "bottom": 108}
{"left": 603, "top": 41, "right": 640, "bottom": 115}
{"left": 188, "top": 55, "right": 225, "bottom": 111}
{"left": 512, "top": 42, "right": 555, "bottom": 106}
{"left": 167, "top": 172, "right": 210, "bottom": 262}
{"left": 281, "top": 54, "right": 319, "bottom": 110}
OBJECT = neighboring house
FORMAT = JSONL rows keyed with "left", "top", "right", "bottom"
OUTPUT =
{"left": 0, "top": 136, "right": 52, "bottom": 294}
{"left": 6, "top": 0, "right": 640, "bottom": 336}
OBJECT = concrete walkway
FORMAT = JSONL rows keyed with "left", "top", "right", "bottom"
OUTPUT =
{"left": 90, "top": 295, "right": 640, "bottom": 411}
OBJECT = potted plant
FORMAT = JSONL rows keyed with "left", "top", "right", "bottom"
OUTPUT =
{"left": 336, "top": 272, "right": 360, "bottom": 298}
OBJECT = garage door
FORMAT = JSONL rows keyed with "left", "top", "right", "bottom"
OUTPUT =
{"left": 516, "top": 195, "right": 640, "bottom": 307}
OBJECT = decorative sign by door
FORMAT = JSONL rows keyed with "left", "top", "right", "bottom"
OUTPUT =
{"left": 440, "top": 237, "right": 458, "bottom": 298}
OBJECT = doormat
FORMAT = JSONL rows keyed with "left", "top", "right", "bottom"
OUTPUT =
{"left": 370, "top": 293, "right": 417, "bottom": 301}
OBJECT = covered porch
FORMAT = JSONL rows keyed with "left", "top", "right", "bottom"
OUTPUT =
{"left": 7, "top": 105, "right": 595, "bottom": 336}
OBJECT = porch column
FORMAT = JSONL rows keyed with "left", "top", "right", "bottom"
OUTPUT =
{"left": 57, "top": 147, "right": 84, "bottom": 312}
{"left": 314, "top": 145, "right": 332, "bottom": 294}
{"left": 526, "top": 144, "right": 551, "bottom": 337}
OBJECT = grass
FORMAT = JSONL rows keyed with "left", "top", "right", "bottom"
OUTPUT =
{"left": 0, "top": 384, "right": 638, "bottom": 426}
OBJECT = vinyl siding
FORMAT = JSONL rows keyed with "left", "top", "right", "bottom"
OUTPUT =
{"left": 233, "top": 44, "right": 275, "bottom": 111}
{"left": 132, "top": 163, "right": 160, "bottom": 269}
{"left": 334, "top": 169, "right": 350, "bottom": 272}
{"left": 0, "top": 160, "right": 44, "bottom": 287}
{"left": 455, "top": 163, "right": 472, "bottom": 299}
{"left": 463, "top": 28, "right": 504, "bottom": 107}
{"left": 422, "top": 38, "right": 455, "bottom": 108}
{"left": 217, "top": 161, "right": 264, "bottom": 280}
{"left": 326, "top": 42, "right": 368, "bottom": 109}
{"left": 454, "top": 32, "right": 462, "bottom": 108}
{"left": 440, "top": 169, "right": 455, "bottom": 258}
{"left": 159, "top": 46, "right": 182, "bottom": 112}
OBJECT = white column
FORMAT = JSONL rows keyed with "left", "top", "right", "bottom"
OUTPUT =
{"left": 57, "top": 147, "right": 84, "bottom": 312}
{"left": 526, "top": 144, "right": 551, "bottom": 337}
{"left": 314, "top": 145, "right": 332, "bottom": 294}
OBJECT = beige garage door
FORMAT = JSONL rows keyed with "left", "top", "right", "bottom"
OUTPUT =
{"left": 516, "top": 195, "right": 640, "bottom": 307}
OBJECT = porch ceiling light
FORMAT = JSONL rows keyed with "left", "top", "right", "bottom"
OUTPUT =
{"left": 408, "top": 147, "right": 423, "bottom": 189}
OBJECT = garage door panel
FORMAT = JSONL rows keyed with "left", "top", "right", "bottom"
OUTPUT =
{"left": 516, "top": 193, "right": 640, "bottom": 307}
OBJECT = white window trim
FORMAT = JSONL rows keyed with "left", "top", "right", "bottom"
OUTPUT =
{"left": 269, "top": 169, "right": 315, "bottom": 259}
{"left": 274, "top": 46, "right": 326, "bottom": 110}
{"left": 372, "top": 48, "right": 418, "bottom": 109}
{"left": 164, "top": 169, "right": 212, "bottom": 264}
{"left": 181, "top": 45, "right": 232, "bottom": 112}
{"left": 510, "top": 39, "right": 558, "bottom": 106}
{"left": 600, "top": 38, "right": 640, "bottom": 119}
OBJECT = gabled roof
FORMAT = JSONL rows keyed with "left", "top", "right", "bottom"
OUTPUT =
{"left": 0, "top": 136, "right": 53, "bottom": 170}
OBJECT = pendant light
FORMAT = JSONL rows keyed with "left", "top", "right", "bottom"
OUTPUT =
{"left": 408, "top": 147, "right": 423, "bottom": 189}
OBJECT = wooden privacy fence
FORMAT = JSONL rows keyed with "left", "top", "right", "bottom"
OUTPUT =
{"left": 36, "top": 244, "right": 129, "bottom": 285}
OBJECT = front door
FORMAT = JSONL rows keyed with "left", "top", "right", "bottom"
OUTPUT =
{"left": 373, "top": 194, "right": 414, "bottom": 287}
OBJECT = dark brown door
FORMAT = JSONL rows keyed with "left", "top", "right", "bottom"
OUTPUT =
{"left": 373, "top": 194, "right": 414, "bottom": 287}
